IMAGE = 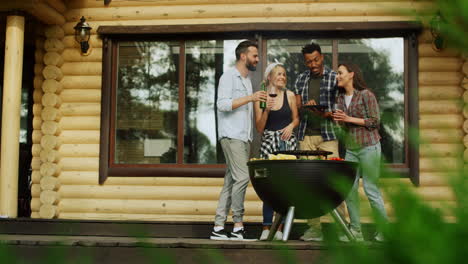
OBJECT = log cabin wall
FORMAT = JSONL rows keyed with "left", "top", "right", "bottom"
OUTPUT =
{"left": 417, "top": 30, "right": 465, "bottom": 219}
{"left": 28, "top": 0, "right": 465, "bottom": 222}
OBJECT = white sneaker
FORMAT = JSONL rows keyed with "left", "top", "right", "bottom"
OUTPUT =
{"left": 300, "top": 228, "right": 323, "bottom": 242}
{"left": 259, "top": 229, "right": 270, "bottom": 241}
{"left": 274, "top": 231, "right": 283, "bottom": 240}
{"left": 338, "top": 228, "right": 364, "bottom": 242}
{"left": 374, "top": 232, "right": 385, "bottom": 242}
{"left": 259, "top": 230, "right": 284, "bottom": 241}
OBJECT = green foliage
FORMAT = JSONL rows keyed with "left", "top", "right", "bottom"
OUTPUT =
{"left": 413, "top": 0, "right": 468, "bottom": 53}
{"left": 326, "top": 166, "right": 468, "bottom": 264}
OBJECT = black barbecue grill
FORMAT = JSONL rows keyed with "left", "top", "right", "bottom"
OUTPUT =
{"left": 247, "top": 150, "right": 358, "bottom": 241}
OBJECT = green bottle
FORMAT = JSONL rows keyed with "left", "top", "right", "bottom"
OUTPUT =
{"left": 259, "top": 81, "right": 266, "bottom": 109}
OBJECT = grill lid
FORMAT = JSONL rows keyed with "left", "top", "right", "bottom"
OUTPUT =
{"left": 273, "top": 150, "right": 333, "bottom": 158}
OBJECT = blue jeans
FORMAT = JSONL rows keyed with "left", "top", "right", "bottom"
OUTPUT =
{"left": 345, "top": 142, "right": 388, "bottom": 231}
{"left": 263, "top": 139, "right": 288, "bottom": 226}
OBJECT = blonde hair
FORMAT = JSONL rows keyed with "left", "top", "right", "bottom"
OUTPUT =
{"left": 264, "top": 64, "right": 286, "bottom": 87}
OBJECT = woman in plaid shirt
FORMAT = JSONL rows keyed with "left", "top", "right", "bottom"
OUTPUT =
{"left": 332, "top": 63, "right": 388, "bottom": 242}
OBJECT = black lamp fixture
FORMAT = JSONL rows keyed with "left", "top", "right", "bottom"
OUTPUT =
{"left": 74, "top": 16, "right": 92, "bottom": 54}
{"left": 430, "top": 12, "right": 445, "bottom": 52}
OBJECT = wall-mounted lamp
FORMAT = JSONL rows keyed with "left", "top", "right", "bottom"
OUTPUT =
{"left": 430, "top": 12, "right": 445, "bottom": 52}
{"left": 74, "top": 16, "right": 92, "bottom": 54}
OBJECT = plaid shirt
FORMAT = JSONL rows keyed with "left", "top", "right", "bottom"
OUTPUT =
{"left": 260, "top": 130, "right": 297, "bottom": 159}
{"left": 294, "top": 66, "right": 338, "bottom": 141}
{"left": 336, "top": 89, "right": 381, "bottom": 149}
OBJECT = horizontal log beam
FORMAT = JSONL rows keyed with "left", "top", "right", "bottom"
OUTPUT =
{"left": 95, "top": 21, "right": 421, "bottom": 35}
{"left": 63, "top": 35, "right": 102, "bottom": 49}
{"left": 60, "top": 89, "right": 101, "bottom": 103}
{"left": 57, "top": 213, "right": 262, "bottom": 222}
{"left": 419, "top": 57, "right": 463, "bottom": 72}
{"left": 58, "top": 185, "right": 259, "bottom": 200}
{"left": 45, "top": 0, "right": 67, "bottom": 13}
{"left": 420, "top": 157, "right": 463, "bottom": 172}
{"left": 419, "top": 85, "right": 463, "bottom": 100}
{"left": 61, "top": 62, "right": 102, "bottom": 75}
{"left": 419, "top": 129, "right": 464, "bottom": 144}
{"left": 67, "top": 0, "right": 423, "bottom": 9}
{"left": 62, "top": 48, "right": 102, "bottom": 62}
{"left": 60, "top": 103, "right": 101, "bottom": 116}
{"left": 418, "top": 43, "right": 460, "bottom": 57}
{"left": 60, "top": 116, "right": 100, "bottom": 130}
{"left": 59, "top": 171, "right": 224, "bottom": 186}
{"left": 29, "top": 2, "right": 66, "bottom": 25}
{"left": 66, "top": 3, "right": 429, "bottom": 22}
{"left": 59, "top": 144, "right": 100, "bottom": 157}
{"left": 60, "top": 157, "right": 99, "bottom": 171}
{"left": 419, "top": 172, "right": 450, "bottom": 187}
{"left": 419, "top": 100, "right": 463, "bottom": 115}
{"left": 419, "top": 72, "right": 463, "bottom": 86}
{"left": 419, "top": 143, "right": 464, "bottom": 158}
{"left": 415, "top": 187, "right": 455, "bottom": 201}
{"left": 58, "top": 198, "right": 263, "bottom": 215}
{"left": 64, "top": 17, "right": 417, "bottom": 35}
{"left": 419, "top": 114, "right": 464, "bottom": 129}
{"left": 60, "top": 130, "right": 100, "bottom": 144}
{"left": 60, "top": 76, "right": 102, "bottom": 90}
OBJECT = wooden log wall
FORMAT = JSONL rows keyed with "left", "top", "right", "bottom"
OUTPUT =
{"left": 31, "top": 25, "right": 66, "bottom": 219}
{"left": 418, "top": 29, "right": 465, "bottom": 218}
{"left": 31, "top": 27, "right": 46, "bottom": 218}
{"left": 28, "top": 0, "right": 464, "bottom": 222}
{"left": 27, "top": 0, "right": 66, "bottom": 26}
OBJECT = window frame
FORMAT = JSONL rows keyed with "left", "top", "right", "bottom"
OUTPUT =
{"left": 98, "top": 22, "right": 421, "bottom": 185}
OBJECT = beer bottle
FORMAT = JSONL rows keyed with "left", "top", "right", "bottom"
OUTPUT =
{"left": 259, "top": 81, "right": 266, "bottom": 109}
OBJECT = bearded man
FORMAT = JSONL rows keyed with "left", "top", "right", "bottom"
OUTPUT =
{"left": 210, "top": 40, "right": 267, "bottom": 241}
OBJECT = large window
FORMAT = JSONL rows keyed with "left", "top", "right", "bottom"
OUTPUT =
{"left": 99, "top": 23, "right": 419, "bottom": 183}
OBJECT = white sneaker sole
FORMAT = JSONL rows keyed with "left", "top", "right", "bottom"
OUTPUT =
{"left": 230, "top": 237, "right": 258, "bottom": 242}
{"left": 301, "top": 238, "right": 323, "bottom": 242}
{"left": 210, "top": 236, "right": 230, "bottom": 241}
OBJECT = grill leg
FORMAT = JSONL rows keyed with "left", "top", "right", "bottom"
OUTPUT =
{"left": 267, "top": 213, "right": 284, "bottom": 241}
{"left": 282, "top": 206, "right": 295, "bottom": 242}
{"left": 330, "top": 208, "right": 356, "bottom": 242}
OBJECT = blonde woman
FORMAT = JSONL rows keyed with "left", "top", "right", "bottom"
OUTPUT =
{"left": 254, "top": 63, "right": 299, "bottom": 240}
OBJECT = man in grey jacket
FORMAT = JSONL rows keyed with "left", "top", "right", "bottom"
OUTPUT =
{"left": 210, "top": 40, "right": 266, "bottom": 241}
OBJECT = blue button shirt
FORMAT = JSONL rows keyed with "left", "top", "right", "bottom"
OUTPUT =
{"left": 216, "top": 67, "right": 253, "bottom": 142}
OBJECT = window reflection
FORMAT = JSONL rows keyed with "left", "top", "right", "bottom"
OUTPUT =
{"left": 115, "top": 41, "right": 180, "bottom": 164}
{"left": 184, "top": 40, "right": 242, "bottom": 164}
{"left": 338, "top": 38, "right": 405, "bottom": 163}
{"left": 113, "top": 37, "right": 405, "bottom": 166}
{"left": 267, "top": 38, "right": 405, "bottom": 164}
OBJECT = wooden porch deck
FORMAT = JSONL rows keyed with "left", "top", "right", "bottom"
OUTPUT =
{"left": 0, "top": 218, "right": 380, "bottom": 263}
{"left": 0, "top": 234, "right": 326, "bottom": 264}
